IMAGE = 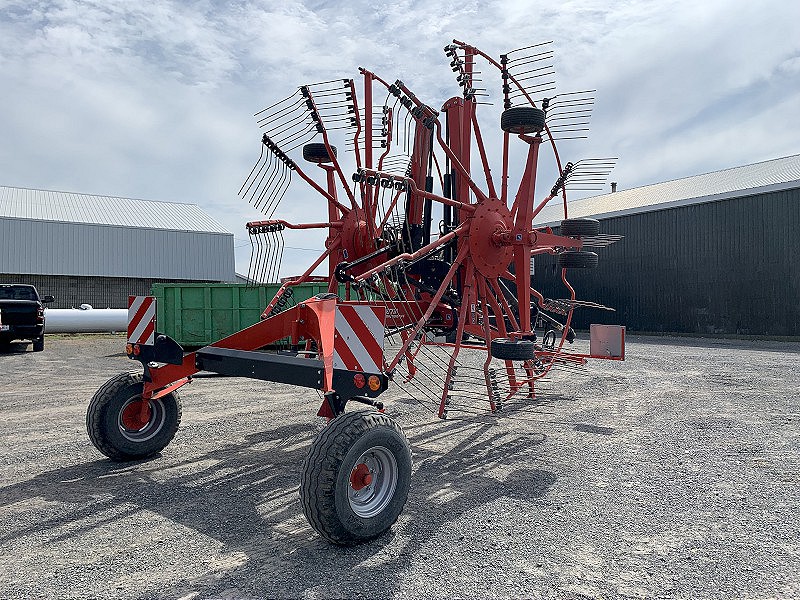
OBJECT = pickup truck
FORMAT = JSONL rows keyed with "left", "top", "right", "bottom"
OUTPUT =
{"left": 0, "top": 284, "right": 54, "bottom": 352}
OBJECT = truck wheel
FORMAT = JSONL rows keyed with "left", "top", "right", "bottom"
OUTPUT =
{"left": 86, "top": 371, "right": 182, "bottom": 461}
{"left": 300, "top": 410, "right": 412, "bottom": 545}
{"left": 32, "top": 336, "right": 44, "bottom": 352}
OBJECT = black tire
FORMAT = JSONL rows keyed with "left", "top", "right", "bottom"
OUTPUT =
{"left": 501, "top": 107, "right": 546, "bottom": 134}
{"left": 560, "top": 218, "right": 600, "bottom": 237}
{"left": 490, "top": 338, "right": 536, "bottom": 361}
{"left": 557, "top": 251, "right": 598, "bottom": 269}
{"left": 86, "top": 371, "right": 182, "bottom": 461}
{"left": 303, "top": 143, "right": 337, "bottom": 163}
{"left": 300, "top": 410, "right": 412, "bottom": 545}
{"left": 32, "top": 336, "right": 44, "bottom": 352}
{"left": 543, "top": 330, "right": 557, "bottom": 350}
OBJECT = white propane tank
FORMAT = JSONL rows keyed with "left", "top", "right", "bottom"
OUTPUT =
{"left": 45, "top": 305, "right": 128, "bottom": 333}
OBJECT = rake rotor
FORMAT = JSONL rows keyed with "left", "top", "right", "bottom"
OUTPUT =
{"left": 240, "top": 39, "right": 623, "bottom": 417}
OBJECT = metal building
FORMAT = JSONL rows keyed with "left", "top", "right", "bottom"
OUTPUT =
{"left": 532, "top": 154, "right": 800, "bottom": 337}
{"left": 0, "top": 186, "right": 235, "bottom": 308}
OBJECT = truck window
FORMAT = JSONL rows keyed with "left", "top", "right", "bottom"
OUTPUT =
{"left": 0, "top": 286, "right": 37, "bottom": 301}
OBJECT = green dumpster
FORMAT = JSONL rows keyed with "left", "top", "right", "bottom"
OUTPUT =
{"left": 151, "top": 282, "right": 342, "bottom": 348}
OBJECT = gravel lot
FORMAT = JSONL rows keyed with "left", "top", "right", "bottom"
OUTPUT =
{"left": 1, "top": 334, "right": 799, "bottom": 599}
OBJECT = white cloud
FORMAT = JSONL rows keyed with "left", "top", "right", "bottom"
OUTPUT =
{"left": 1, "top": 0, "right": 799, "bottom": 277}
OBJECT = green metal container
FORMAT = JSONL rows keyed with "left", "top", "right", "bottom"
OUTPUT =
{"left": 151, "top": 282, "right": 340, "bottom": 348}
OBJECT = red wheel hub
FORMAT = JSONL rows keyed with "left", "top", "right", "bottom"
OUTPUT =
{"left": 349, "top": 463, "right": 373, "bottom": 490}
{"left": 121, "top": 400, "right": 151, "bottom": 431}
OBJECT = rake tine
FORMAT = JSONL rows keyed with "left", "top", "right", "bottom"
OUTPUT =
{"left": 252, "top": 156, "right": 280, "bottom": 212}
{"left": 256, "top": 98, "right": 306, "bottom": 127}
{"left": 239, "top": 149, "right": 268, "bottom": 200}
{"left": 254, "top": 89, "right": 302, "bottom": 118}
{"left": 244, "top": 152, "right": 275, "bottom": 208}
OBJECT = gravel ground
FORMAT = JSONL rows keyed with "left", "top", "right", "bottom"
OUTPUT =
{"left": 1, "top": 334, "right": 799, "bottom": 599}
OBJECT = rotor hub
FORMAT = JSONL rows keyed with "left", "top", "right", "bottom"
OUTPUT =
{"left": 467, "top": 197, "right": 514, "bottom": 278}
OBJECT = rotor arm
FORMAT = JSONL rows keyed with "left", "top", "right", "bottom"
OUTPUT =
{"left": 302, "top": 86, "right": 358, "bottom": 209}
{"left": 450, "top": 39, "right": 566, "bottom": 204}
{"left": 281, "top": 157, "right": 350, "bottom": 216}
{"left": 367, "top": 75, "right": 490, "bottom": 205}
{"left": 247, "top": 219, "right": 344, "bottom": 231}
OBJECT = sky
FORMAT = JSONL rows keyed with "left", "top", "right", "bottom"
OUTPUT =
{"left": 1, "top": 0, "right": 799, "bottom": 278}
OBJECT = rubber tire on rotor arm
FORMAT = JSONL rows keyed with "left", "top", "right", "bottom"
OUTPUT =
{"left": 490, "top": 338, "right": 536, "bottom": 361}
{"left": 86, "top": 371, "right": 182, "bottom": 461}
{"left": 302, "top": 143, "right": 337, "bottom": 163}
{"left": 300, "top": 410, "right": 412, "bottom": 546}
{"left": 557, "top": 251, "right": 598, "bottom": 269}
{"left": 559, "top": 218, "right": 600, "bottom": 238}
{"left": 500, "top": 106, "right": 546, "bottom": 134}
{"left": 543, "top": 330, "right": 557, "bottom": 350}
{"left": 32, "top": 336, "right": 44, "bottom": 352}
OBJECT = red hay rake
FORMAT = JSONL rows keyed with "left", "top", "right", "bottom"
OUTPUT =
{"left": 87, "top": 40, "right": 625, "bottom": 545}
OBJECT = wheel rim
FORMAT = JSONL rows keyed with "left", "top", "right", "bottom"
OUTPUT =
{"left": 347, "top": 446, "right": 398, "bottom": 519}
{"left": 118, "top": 396, "right": 166, "bottom": 442}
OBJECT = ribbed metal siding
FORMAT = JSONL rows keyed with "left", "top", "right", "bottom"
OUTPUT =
{"left": 0, "top": 218, "right": 235, "bottom": 281}
{"left": 533, "top": 187, "right": 800, "bottom": 336}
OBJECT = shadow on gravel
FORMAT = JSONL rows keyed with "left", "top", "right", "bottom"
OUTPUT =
{"left": 0, "top": 419, "right": 555, "bottom": 598}
{"left": 0, "top": 342, "right": 30, "bottom": 354}
{"left": 573, "top": 423, "right": 615, "bottom": 435}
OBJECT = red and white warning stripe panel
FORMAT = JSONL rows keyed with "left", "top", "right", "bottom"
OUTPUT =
{"left": 128, "top": 296, "right": 156, "bottom": 346}
{"left": 333, "top": 304, "right": 386, "bottom": 374}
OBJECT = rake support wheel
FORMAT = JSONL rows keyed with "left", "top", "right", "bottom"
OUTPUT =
{"left": 560, "top": 218, "right": 600, "bottom": 238}
{"left": 490, "top": 338, "right": 536, "bottom": 361}
{"left": 300, "top": 410, "right": 412, "bottom": 545}
{"left": 501, "top": 106, "right": 546, "bottom": 134}
{"left": 557, "top": 251, "right": 599, "bottom": 269}
{"left": 302, "top": 143, "right": 337, "bottom": 163}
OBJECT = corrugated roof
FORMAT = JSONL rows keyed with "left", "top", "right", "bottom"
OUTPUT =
{"left": 0, "top": 186, "right": 231, "bottom": 234}
{"left": 534, "top": 154, "right": 800, "bottom": 226}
